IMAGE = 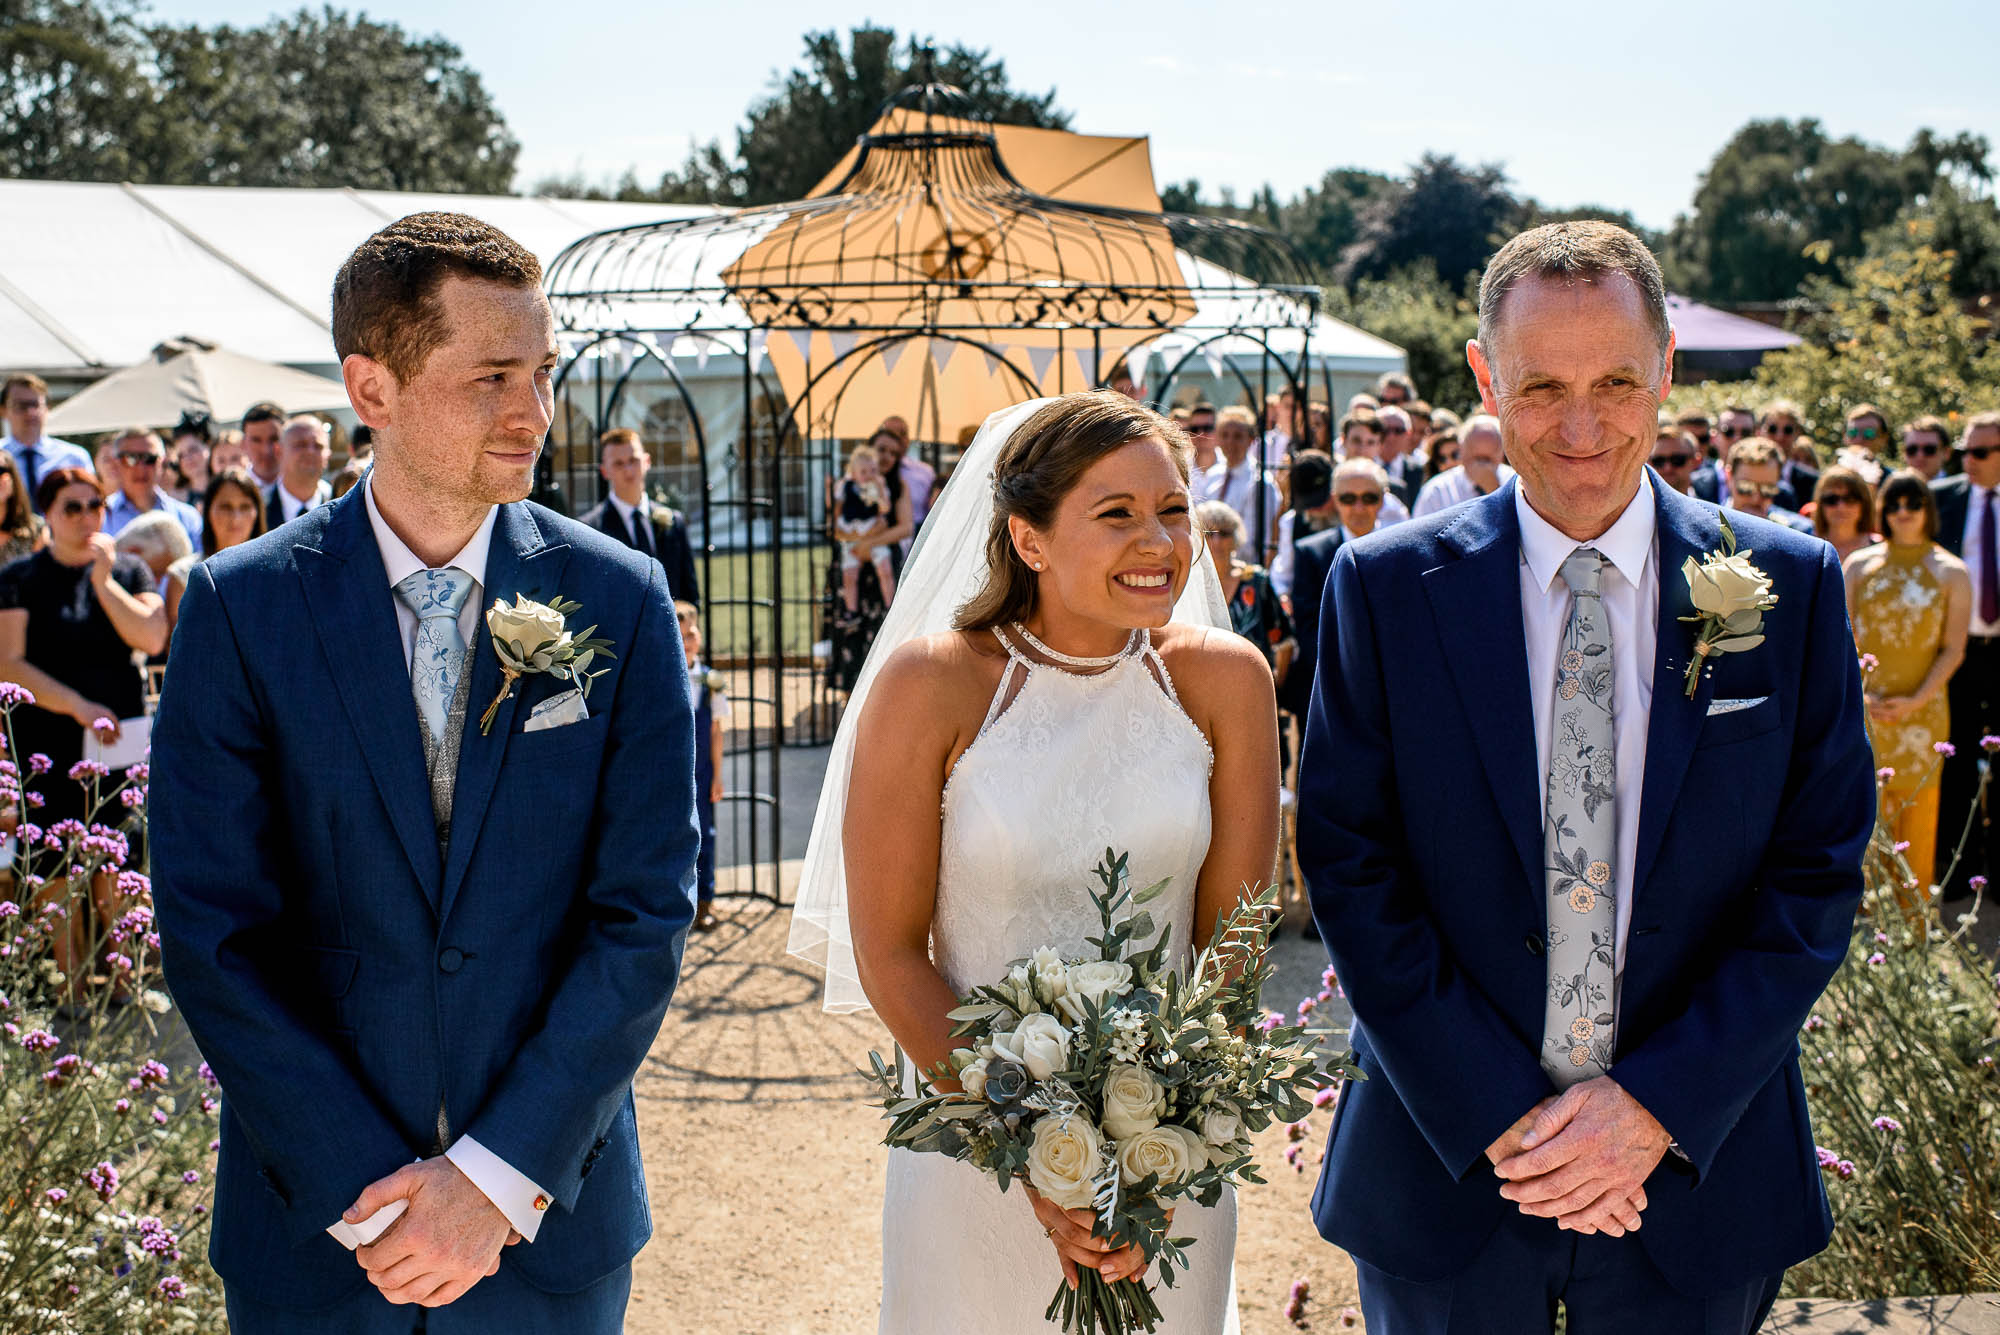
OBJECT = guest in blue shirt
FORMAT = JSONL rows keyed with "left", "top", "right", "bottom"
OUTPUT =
{"left": 2, "top": 374, "right": 92, "bottom": 514}
{"left": 102, "top": 428, "right": 205, "bottom": 555}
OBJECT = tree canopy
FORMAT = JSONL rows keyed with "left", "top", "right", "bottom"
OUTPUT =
{"left": 0, "top": 0, "right": 518, "bottom": 191}
{"left": 585, "top": 26, "right": 1070, "bottom": 207}
{"left": 1664, "top": 119, "right": 1992, "bottom": 304}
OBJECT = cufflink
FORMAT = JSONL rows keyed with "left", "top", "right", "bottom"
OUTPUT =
{"left": 532, "top": 1194, "right": 549, "bottom": 1212}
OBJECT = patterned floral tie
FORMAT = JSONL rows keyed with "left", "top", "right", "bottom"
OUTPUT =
{"left": 1542, "top": 549, "right": 1619, "bottom": 1087}
{"left": 393, "top": 568, "right": 476, "bottom": 744}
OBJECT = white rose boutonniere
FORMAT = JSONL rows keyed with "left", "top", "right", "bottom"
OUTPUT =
{"left": 480, "top": 594, "right": 617, "bottom": 734}
{"left": 1680, "top": 513, "right": 1779, "bottom": 698}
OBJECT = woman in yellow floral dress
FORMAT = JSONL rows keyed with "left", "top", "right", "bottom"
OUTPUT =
{"left": 1844, "top": 470, "right": 1970, "bottom": 896}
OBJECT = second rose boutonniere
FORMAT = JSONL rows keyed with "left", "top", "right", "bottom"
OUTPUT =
{"left": 479, "top": 594, "right": 616, "bottom": 734}
{"left": 1680, "top": 512, "right": 1778, "bottom": 698}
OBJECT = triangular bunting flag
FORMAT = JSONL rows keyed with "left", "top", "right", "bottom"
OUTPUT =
{"left": 879, "top": 340, "right": 908, "bottom": 375}
{"left": 930, "top": 340, "right": 958, "bottom": 375}
{"left": 828, "top": 330, "right": 859, "bottom": 363}
{"left": 747, "top": 329, "right": 768, "bottom": 370}
{"left": 981, "top": 348, "right": 1002, "bottom": 378}
{"left": 1074, "top": 346, "right": 1098, "bottom": 386}
{"left": 692, "top": 335, "right": 711, "bottom": 371}
{"left": 1202, "top": 344, "right": 1227, "bottom": 380}
{"left": 785, "top": 328, "right": 814, "bottom": 362}
{"left": 1026, "top": 345, "right": 1058, "bottom": 385}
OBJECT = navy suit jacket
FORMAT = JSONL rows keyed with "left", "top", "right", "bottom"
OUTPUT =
{"left": 1281, "top": 525, "right": 1344, "bottom": 719}
{"left": 1296, "top": 475, "right": 1873, "bottom": 1293}
{"left": 152, "top": 490, "right": 699, "bottom": 1307}
{"left": 1933, "top": 473, "right": 1971, "bottom": 555}
{"left": 578, "top": 495, "right": 702, "bottom": 608}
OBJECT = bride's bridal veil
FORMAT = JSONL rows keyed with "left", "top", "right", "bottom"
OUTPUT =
{"left": 787, "top": 393, "right": 1232, "bottom": 1013}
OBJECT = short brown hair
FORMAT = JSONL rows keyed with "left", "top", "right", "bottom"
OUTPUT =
{"left": 241, "top": 401, "right": 285, "bottom": 427}
{"left": 599, "top": 427, "right": 643, "bottom": 452}
{"left": 332, "top": 212, "right": 543, "bottom": 384}
{"left": 1811, "top": 465, "right": 1877, "bottom": 539}
{"left": 2, "top": 373, "right": 47, "bottom": 405}
{"left": 1478, "top": 221, "right": 1670, "bottom": 361}
{"left": 36, "top": 466, "right": 101, "bottom": 514}
{"left": 1901, "top": 415, "right": 1950, "bottom": 447}
{"left": 1727, "top": 437, "right": 1785, "bottom": 473}
{"left": 1961, "top": 410, "right": 2000, "bottom": 443}
{"left": 1339, "top": 409, "right": 1381, "bottom": 440}
{"left": 953, "top": 391, "right": 1190, "bottom": 632}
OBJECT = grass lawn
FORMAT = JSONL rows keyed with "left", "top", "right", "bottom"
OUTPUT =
{"left": 698, "top": 545, "right": 825, "bottom": 662}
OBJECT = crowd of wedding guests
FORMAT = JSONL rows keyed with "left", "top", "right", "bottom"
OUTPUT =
{"left": 9, "top": 355, "right": 1996, "bottom": 945}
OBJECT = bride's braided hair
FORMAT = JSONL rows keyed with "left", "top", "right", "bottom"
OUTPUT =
{"left": 953, "top": 390, "right": 1191, "bottom": 631}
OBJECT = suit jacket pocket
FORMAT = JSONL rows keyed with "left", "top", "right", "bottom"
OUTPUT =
{"left": 306, "top": 946, "right": 360, "bottom": 998}
{"left": 510, "top": 709, "right": 612, "bottom": 761}
{"left": 1696, "top": 695, "right": 1780, "bottom": 749}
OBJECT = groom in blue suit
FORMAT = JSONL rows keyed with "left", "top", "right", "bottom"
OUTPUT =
{"left": 1298, "top": 222, "right": 1874, "bottom": 1333}
{"left": 153, "top": 214, "right": 698, "bottom": 1332}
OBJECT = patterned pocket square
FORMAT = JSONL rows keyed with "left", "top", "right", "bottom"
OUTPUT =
{"left": 1706, "top": 696, "right": 1769, "bottom": 717}
{"left": 523, "top": 688, "right": 589, "bottom": 733}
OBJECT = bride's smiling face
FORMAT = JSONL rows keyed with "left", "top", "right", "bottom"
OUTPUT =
{"left": 1009, "top": 437, "right": 1194, "bottom": 631}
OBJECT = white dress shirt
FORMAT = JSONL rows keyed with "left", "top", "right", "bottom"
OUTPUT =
{"left": 1198, "top": 458, "right": 1283, "bottom": 559}
{"left": 329, "top": 481, "right": 551, "bottom": 1249}
{"left": 273, "top": 478, "right": 332, "bottom": 524}
{"left": 607, "top": 491, "right": 653, "bottom": 554}
{"left": 1518, "top": 476, "right": 1658, "bottom": 983}
{"left": 1414, "top": 464, "right": 1517, "bottom": 517}
{"left": 1961, "top": 482, "right": 2000, "bottom": 637}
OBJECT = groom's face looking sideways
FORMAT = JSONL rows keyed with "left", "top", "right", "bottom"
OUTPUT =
{"left": 335, "top": 212, "right": 556, "bottom": 567}
{"left": 1467, "top": 222, "right": 1675, "bottom": 542}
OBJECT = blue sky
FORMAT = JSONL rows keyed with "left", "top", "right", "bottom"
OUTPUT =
{"left": 147, "top": 0, "right": 1999, "bottom": 228}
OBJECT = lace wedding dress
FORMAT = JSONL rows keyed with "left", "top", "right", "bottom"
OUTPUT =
{"left": 877, "top": 624, "right": 1242, "bottom": 1335}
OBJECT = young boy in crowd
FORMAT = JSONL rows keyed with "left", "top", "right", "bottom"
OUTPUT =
{"left": 678, "top": 600, "right": 728, "bottom": 932}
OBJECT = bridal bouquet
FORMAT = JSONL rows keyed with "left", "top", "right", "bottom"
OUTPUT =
{"left": 866, "top": 851, "right": 1337, "bottom": 1335}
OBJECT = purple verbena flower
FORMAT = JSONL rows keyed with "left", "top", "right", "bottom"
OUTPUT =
{"left": 1312, "top": 1086, "right": 1339, "bottom": 1109}
{"left": 155, "top": 1275, "right": 185, "bottom": 1302}
{"left": 181, "top": 1170, "right": 200, "bottom": 1184}
{"left": 1873, "top": 1116, "right": 1903, "bottom": 1133}
{"left": 1934, "top": 741, "right": 1958, "bottom": 758}
{"left": 66, "top": 759, "right": 109, "bottom": 783}
{"left": 1876, "top": 767, "right": 1896, "bottom": 782}
{"left": 45, "top": 1187, "right": 67, "bottom": 1204}
{"left": 19, "top": 1028, "right": 58, "bottom": 1053}
{"left": 86, "top": 1161, "right": 119, "bottom": 1201}
{"left": 0, "top": 682, "right": 35, "bottom": 708}
{"left": 27, "top": 753, "right": 51, "bottom": 776}
{"left": 1984, "top": 735, "right": 2000, "bottom": 754}
{"left": 1867, "top": 952, "right": 1886, "bottom": 965}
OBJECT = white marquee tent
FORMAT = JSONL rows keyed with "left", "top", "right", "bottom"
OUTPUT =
{"left": 0, "top": 181, "right": 1404, "bottom": 414}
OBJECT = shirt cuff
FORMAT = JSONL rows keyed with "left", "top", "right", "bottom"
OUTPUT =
{"left": 446, "top": 1135, "right": 550, "bottom": 1243}
{"left": 325, "top": 1198, "right": 407, "bottom": 1250}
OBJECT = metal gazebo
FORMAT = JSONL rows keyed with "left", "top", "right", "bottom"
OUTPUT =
{"left": 541, "top": 81, "right": 1336, "bottom": 904}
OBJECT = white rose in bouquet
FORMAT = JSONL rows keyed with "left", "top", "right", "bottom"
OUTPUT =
{"left": 1027, "top": 1115, "right": 1104, "bottom": 1210}
{"left": 1056, "top": 959, "right": 1136, "bottom": 1023}
{"left": 1199, "top": 1107, "right": 1243, "bottom": 1150}
{"left": 957, "top": 1054, "right": 991, "bottom": 1101}
{"left": 1115, "top": 1123, "right": 1208, "bottom": 1187}
{"left": 993, "top": 1013, "right": 1071, "bottom": 1081}
{"left": 1100, "top": 1063, "right": 1166, "bottom": 1140}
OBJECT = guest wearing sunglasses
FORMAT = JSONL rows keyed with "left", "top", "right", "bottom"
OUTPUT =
{"left": 103, "top": 427, "right": 205, "bottom": 555}
{"left": 1929, "top": 410, "right": 2000, "bottom": 901}
{"left": 1833, "top": 403, "right": 1891, "bottom": 488}
{"left": 1648, "top": 426, "right": 1699, "bottom": 495}
{"left": 1845, "top": 471, "right": 1970, "bottom": 904}
{"left": 1724, "top": 437, "right": 1814, "bottom": 533}
{"left": 1759, "top": 399, "right": 1823, "bottom": 504}
{"left": 1899, "top": 415, "right": 1952, "bottom": 484}
{"left": 1811, "top": 466, "right": 1881, "bottom": 564}
{"left": 0, "top": 468, "right": 166, "bottom": 828}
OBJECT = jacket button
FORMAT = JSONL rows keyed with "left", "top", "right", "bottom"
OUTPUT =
{"left": 438, "top": 947, "right": 465, "bottom": 974}
{"left": 1524, "top": 935, "right": 1545, "bottom": 957}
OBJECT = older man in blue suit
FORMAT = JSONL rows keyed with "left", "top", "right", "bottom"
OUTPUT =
{"left": 1297, "top": 222, "right": 1874, "bottom": 1334}
{"left": 153, "top": 214, "right": 698, "bottom": 1333}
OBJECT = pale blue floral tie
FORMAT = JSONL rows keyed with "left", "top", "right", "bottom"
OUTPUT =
{"left": 1542, "top": 549, "right": 1619, "bottom": 1087}
{"left": 393, "top": 568, "right": 476, "bottom": 744}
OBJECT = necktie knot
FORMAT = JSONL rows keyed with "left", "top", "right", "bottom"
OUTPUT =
{"left": 1560, "top": 548, "right": 1606, "bottom": 598}
{"left": 395, "top": 568, "right": 475, "bottom": 622}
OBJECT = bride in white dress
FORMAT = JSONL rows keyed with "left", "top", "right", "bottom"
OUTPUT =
{"left": 790, "top": 392, "right": 1280, "bottom": 1334}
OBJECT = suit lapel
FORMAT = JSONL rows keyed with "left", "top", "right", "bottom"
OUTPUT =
{"left": 438, "top": 503, "right": 571, "bottom": 922}
{"left": 1631, "top": 483, "right": 1721, "bottom": 902}
{"left": 1422, "top": 489, "right": 1544, "bottom": 903}
{"left": 295, "top": 492, "right": 442, "bottom": 907}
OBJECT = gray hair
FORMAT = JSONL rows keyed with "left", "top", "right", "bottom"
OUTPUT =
{"left": 1477, "top": 221, "right": 1670, "bottom": 364}
{"left": 1460, "top": 414, "right": 1503, "bottom": 443}
{"left": 1332, "top": 456, "right": 1390, "bottom": 491}
{"left": 114, "top": 509, "right": 194, "bottom": 568}
{"left": 282, "top": 414, "right": 330, "bottom": 444}
{"left": 1193, "top": 499, "right": 1247, "bottom": 547}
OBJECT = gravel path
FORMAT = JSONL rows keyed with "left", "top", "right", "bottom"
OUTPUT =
{"left": 625, "top": 895, "right": 1361, "bottom": 1334}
